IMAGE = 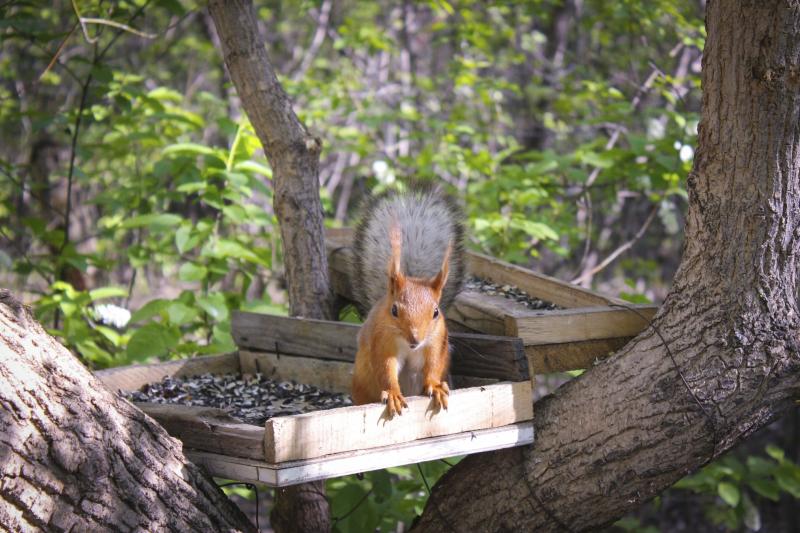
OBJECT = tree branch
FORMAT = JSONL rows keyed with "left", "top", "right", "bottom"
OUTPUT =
{"left": 209, "top": 0, "right": 333, "bottom": 321}
{"left": 571, "top": 203, "right": 659, "bottom": 285}
{"left": 414, "top": 2, "right": 800, "bottom": 530}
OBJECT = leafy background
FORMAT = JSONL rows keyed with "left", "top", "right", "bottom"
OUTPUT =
{"left": 1, "top": 1, "right": 797, "bottom": 531}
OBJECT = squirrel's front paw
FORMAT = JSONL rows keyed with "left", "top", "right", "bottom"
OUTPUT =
{"left": 423, "top": 380, "right": 450, "bottom": 411}
{"left": 380, "top": 389, "right": 408, "bottom": 417}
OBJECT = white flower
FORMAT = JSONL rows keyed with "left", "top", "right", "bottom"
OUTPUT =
{"left": 94, "top": 304, "right": 131, "bottom": 329}
{"left": 372, "top": 160, "right": 395, "bottom": 185}
{"left": 679, "top": 144, "right": 694, "bottom": 163}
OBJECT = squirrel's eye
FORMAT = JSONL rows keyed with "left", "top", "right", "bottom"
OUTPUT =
{"left": 391, "top": 304, "right": 398, "bottom": 317}
{"left": 433, "top": 307, "right": 439, "bottom": 319}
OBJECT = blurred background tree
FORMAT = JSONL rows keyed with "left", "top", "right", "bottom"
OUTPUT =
{"left": 1, "top": 1, "right": 796, "bottom": 531}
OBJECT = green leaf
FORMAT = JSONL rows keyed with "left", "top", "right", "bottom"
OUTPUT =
{"left": 166, "top": 302, "right": 197, "bottom": 326}
{"left": 59, "top": 301, "right": 78, "bottom": 316}
{"left": 508, "top": 218, "right": 559, "bottom": 241}
{"left": 746, "top": 456, "right": 776, "bottom": 477}
{"left": 775, "top": 467, "right": 800, "bottom": 498}
{"left": 162, "top": 142, "right": 217, "bottom": 157}
{"left": 178, "top": 262, "right": 208, "bottom": 282}
{"left": 175, "top": 225, "right": 192, "bottom": 254}
{"left": 94, "top": 325, "right": 122, "bottom": 347}
{"left": 129, "top": 299, "right": 170, "bottom": 323}
{"left": 234, "top": 160, "right": 272, "bottom": 177}
{"left": 766, "top": 445, "right": 785, "bottom": 462}
{"left": 580, "top": 150, "right": 615, "bottom": 169}
{"left": 749, "top": 478, "right": 780, "bottom": 501}
{"left": 196, "top": 293, "right": 229, "bottom": 321}
{"left": 212, "top": 239, "right": 264, "bottom": 264}
{"left": 126, "top": 324, "right": 180, "bottom": 361}
{"left": 89, "top": 287, "right": 128, "bottom": 301}
{"left": 76, "top": 339, "right": 114, "bottom": 367}
{"left": 717, "top": 482, "right": 740, "bottom": 507}
{"left": 122, "top": 213, "right": 183, "bottom": 230}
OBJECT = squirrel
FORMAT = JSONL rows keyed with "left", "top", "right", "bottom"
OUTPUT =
{"left": 350, "top": 188, "right": 465, "bottom": 416}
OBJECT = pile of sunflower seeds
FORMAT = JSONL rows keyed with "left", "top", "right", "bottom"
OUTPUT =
{"left": 464, "top": 276, "right": 560, "bottom": 311}
{"left": 122, "top": 373, "right": 352, "bottom": 426}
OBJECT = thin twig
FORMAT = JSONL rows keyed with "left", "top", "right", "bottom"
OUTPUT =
{"left": 583, "top": 64, "right": 664, "bottom": 190}
{"left": 292, "top": 0, "right": 332, "bottom": 80}
{"left": 78, "top": 17, "right": 157, "bottom": 39}
{"left": 331, "top": 488, "right": 373, "bottom": 526}
{"left": 71, "top": 0, "right": 98, "bottom": 44}
{"left": 573, "top": 43, "right": 683, "bottom": 279}
{"left": 571, "top": 204, "right": 659, "bottom": 285}
{"left": 39, "top": 22, "right": 79, "bottom": 81}
{"left": 59, "top": 58, "right": 94, "bottom": 256}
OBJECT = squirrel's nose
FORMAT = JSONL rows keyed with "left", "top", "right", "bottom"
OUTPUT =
{"left": 408, "top": 335, "right": 419, "bottom": 349}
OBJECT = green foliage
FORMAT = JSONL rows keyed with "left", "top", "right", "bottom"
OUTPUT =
{"left": 326, "top": 460, "right": 456, "bottom": 532}
{"left": 672, "top": 446, "right": 800, "bottom": 531}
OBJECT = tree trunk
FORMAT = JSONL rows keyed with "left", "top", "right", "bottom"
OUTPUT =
{"left": 207, "top": 2, "right": 333, "bottom": 531}
{"left": 0, "top": 291, "right": 255, "bottom": 532}
{"left": 207, "top": 0, "right": 333, "bottom": 321}
{"left": 414, "top": 1, "right": 800, "bottom": 531}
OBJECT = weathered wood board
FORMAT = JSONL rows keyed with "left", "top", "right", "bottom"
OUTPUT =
{"left": 95, "top": 352, "right": 240, "bottom": 393}
{"left": 239, "top": 350, "right": 353, "bottom": 394}
{"left": 187, "top": 422, "right": 534, "bottom": 487}
{"left": 526, "top": 337, "right": 633, "bottom": 374}
{"left": 136, "top": 403, "right": 265, "bottom": 460}
{"left": 466, "top": 251, "right": 619, "bottom": 308}
{"left": 264, "top": 380, "right": 532, "bottom": 462}
{"left": 508, "top": 305, "right": 657, "bottom": 345}
{"left": 232, "top": 311, "right": 530, "bottom": 382}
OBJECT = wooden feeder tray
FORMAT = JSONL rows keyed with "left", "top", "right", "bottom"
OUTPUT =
{"left": 96, "top": 314, "right": 533, "bottom": 487}
{"left": 325, "top": 228, "right": 658, "bottom": 374}
{"left": 96, "top": 232, "right": 656, "bottom": 487}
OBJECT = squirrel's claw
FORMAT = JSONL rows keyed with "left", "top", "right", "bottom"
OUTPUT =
{"left": 381, "top": 389, "right": 408, "bottom": 417}
{"left": 424, "top": 381, "right": 450, "bottom": 411}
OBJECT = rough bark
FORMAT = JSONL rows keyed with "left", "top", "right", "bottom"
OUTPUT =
{"left": 207, "top": 1, "right": 333, "bottom": 531}
{"left": 414, "top": 1, "right": 800, "bottom": 531}
{"left": 0, "top": 290, "right": 254, "bottom": 533}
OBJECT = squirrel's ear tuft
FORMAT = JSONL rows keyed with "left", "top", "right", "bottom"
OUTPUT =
{"left": 430, "top": 242, "right": 451, "bottom": 297}
{"left": 388, "top": 223, "right": 405, "bottom": 296}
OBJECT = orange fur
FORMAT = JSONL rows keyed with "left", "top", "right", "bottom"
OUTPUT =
{"left": 351, "top": 232, "right": 452, "bottom": 417}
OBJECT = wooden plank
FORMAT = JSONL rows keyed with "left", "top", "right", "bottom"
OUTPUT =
{"left": 447, "top": 290, "right": 508, "bottom": 336}
{"left": 507, "top": 305, "right": 658, "bottom": 344}
{"left": 187, "top": 422, "right": 534, "bottom": 487}
{"left": 448, "top": 331, "right": 528, "bottom": 381}
{"left": 233, "top": 312, "right": 357, "bottom": 362}
{"left": 135, "top": 403, "right": 266, "bottom": 460}
{"left": 325, "top": 240, "right": 356, "bottom": 300}
{"left": 450, "top": 375, "right": 500, "bottom": 388}
{"left": 324, "top": 226, "right": 355, "bottom": 243}
{"left": 263, "top": 381, "right": 532, "bottom": 463}
{"left": 233, "top": 312, "right": 529, "bottom": 381}
{"left": 527, "top": 337, "right": 633, "bottom": 373}
{"left": 239, "top": 350, "right": 353, "bottom": 394}
{"left": 467, "top": 251, "right": 617, "bottom": 308}
{"left": 95, "top": 353, "right": 240, "bottom": 393}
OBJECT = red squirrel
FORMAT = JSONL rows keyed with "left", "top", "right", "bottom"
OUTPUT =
{"left": 350, "top": 189, "right": 465, "bottom": 416}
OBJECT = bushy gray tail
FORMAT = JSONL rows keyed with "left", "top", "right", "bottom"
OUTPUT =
{"left": 352, "top": 187, "right": 466, "bottom": 316}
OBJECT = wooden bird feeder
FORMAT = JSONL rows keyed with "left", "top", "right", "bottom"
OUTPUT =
{"left": 95, "top": 229, "right": 656, "bottom": 487}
